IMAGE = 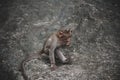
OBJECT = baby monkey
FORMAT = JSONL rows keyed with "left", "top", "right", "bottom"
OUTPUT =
{"left": 20, "top": 28, "right": 73, "bottom": 80}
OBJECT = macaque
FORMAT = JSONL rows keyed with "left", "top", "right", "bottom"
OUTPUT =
{"left": 20, "top": 28, "right": 73, "bottom": 80}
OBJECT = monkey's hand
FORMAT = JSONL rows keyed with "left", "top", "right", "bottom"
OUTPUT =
{"left": 50, "top": 64, "right": 57, "bottom": 71}
{"left": 63, "top": 57, "right": 72, "bottom": 64}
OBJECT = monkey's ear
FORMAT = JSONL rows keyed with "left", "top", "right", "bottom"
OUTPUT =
{"left": 59, "top": 30, "right": 63, "bottom": 35}
{"left": 57, "top": 30, "right": 63, "bottom": 38}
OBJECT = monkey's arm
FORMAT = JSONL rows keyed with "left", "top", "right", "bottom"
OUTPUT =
{"left": 55, "top": 49, "right": 72, "bottom": 64}
{"left": 55, "top": 49, "right": 67, "bottom": 63}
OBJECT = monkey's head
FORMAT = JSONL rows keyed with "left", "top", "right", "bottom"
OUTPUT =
{"left": 57, "top": 28, "right": 73, "bottom": 46}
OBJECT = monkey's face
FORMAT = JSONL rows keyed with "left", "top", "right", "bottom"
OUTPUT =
{"left": 57, "top": 29, "right": 72, "bottom": 46}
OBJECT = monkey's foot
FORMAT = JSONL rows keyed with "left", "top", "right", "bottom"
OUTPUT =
{"left": 50, "top": 64, "right": 57, "bottom": 71}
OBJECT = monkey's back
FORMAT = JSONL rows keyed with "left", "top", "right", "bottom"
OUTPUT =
{"left": 42, "top": 32, "right": 58, "bottom": 52}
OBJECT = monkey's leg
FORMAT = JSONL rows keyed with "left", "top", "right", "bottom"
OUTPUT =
{"left": 55, "top": 49, "right": 68, "bottom": 63}
{"left": 49, "top": 48, "right": 57, "bottom": 70}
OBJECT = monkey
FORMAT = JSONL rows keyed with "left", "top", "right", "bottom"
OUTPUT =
{"left": 20, "top": 28, "right": 73, "bottom": 80}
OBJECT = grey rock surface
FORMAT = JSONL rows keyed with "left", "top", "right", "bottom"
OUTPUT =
{"left": 0, "top": 0, "right": 120, "bottom": 80}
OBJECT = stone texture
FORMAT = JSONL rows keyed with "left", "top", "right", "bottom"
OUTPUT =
{"left": 0, "top": 0, "right": 120, "bottom": 80}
